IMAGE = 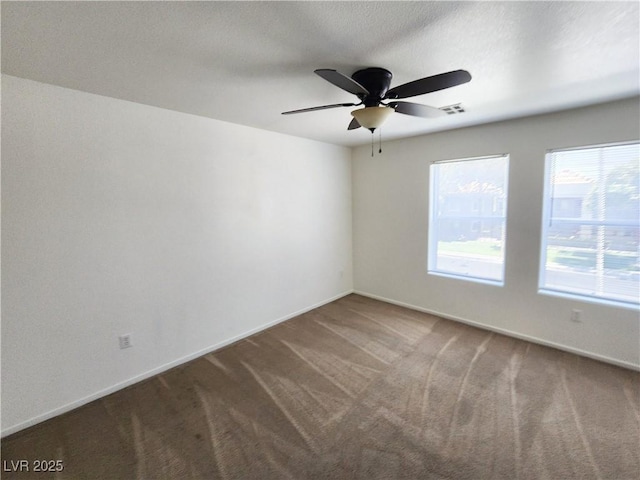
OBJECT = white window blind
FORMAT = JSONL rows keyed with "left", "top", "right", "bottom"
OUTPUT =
{"left": 539, "top": 142, "right": 639, "bottom": 306}
{"left": 428, "top": 154, "right": 509, "bottom": 284}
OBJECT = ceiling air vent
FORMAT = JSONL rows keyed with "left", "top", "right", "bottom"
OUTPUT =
{"left": 440, "top": 103, "right": 465, "bottom": 115}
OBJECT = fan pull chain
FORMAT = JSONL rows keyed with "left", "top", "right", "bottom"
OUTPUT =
{"left": 369, "top": 130, "right": 383, "bottom": 157}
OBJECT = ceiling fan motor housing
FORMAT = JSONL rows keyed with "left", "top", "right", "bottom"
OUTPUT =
{"left": 351, "top": 67, "right": 393, "bottom": 106}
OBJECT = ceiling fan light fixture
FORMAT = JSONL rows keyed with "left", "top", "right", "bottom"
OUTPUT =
{"left": 351, "top": 106, "right": 393, "bottom": 132}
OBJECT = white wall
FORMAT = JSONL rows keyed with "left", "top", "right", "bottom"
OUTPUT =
{"left": 353, "top": 98, "right": 640, "bottom": 369}
{"left": 1, "top": 75, "right": 353, "bottom": 435}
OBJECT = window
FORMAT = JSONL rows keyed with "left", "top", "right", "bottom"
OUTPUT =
{"left": 428, "top": 154, "right": 509, "bottom": 284}
{"left": 539, "top": 142, "right": 639, "bottom": 306}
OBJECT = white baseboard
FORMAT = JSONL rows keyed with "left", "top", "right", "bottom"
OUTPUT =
{"left": 354, "top": 290, "right": 640, "bottom": 372}
{"left": 1, "top": 290, "right": 354, "bottom": 438}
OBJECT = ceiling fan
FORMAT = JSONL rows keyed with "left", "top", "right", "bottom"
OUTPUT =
{"left": 282, "top": 67, "right": 472, "bottom": 132}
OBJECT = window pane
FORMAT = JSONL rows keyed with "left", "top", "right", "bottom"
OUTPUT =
{"left": 429, "top": 155, "right": 509, "bottom": 284}
{"left": 540, "top": 143, "right": 639, "bottom": 306}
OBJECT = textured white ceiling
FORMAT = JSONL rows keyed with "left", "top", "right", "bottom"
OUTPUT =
{"left": 2, "top": 1, "right": 638, "bottom": 147}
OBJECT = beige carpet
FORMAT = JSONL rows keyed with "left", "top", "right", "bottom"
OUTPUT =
{"left": 2, "top": 294, "right": 639, "bottom": 479}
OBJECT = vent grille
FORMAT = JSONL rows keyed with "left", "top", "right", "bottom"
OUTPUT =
{"left": 440, "top": 104, "right": 465, "bottom": 115}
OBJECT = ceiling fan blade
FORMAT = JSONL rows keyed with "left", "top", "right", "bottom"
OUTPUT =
{"left": 390, "top": 101, "right": 446, "bottom": 118}
{"left": 282, "top": 102, "right": 357, "bottom": 115}
{"left": 347, "top": 117, "right": 361, "bottom": 130}
{"left": 386, "top": 70, "right": 471, "bottom": 99}
{"left": 315, "top": 69, "right": 370, "bottom": 96}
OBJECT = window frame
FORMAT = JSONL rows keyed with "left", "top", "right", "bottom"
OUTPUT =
{"left": 538, "top": 141, "right": 640, "bottom": 309}
{"left": 428, "top": 153, "right": 510, "bottom": 286}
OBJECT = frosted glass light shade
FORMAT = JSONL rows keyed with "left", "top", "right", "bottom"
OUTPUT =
{"left": 351, "top": 106, "right": 393, "bottom": 131}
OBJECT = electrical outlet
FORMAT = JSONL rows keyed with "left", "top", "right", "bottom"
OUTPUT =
{"left": 119, "top": 334, "right": 133, "bottom": 349}
{"left": 570, "top": 309, "right": 582, "bottom": 323}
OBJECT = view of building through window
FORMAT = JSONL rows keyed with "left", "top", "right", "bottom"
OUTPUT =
{"left": 428, "top": 155, "right": 509, "bottom": 283}
{"left": 540, "top": 142, "right": 639, "bottom": 305}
